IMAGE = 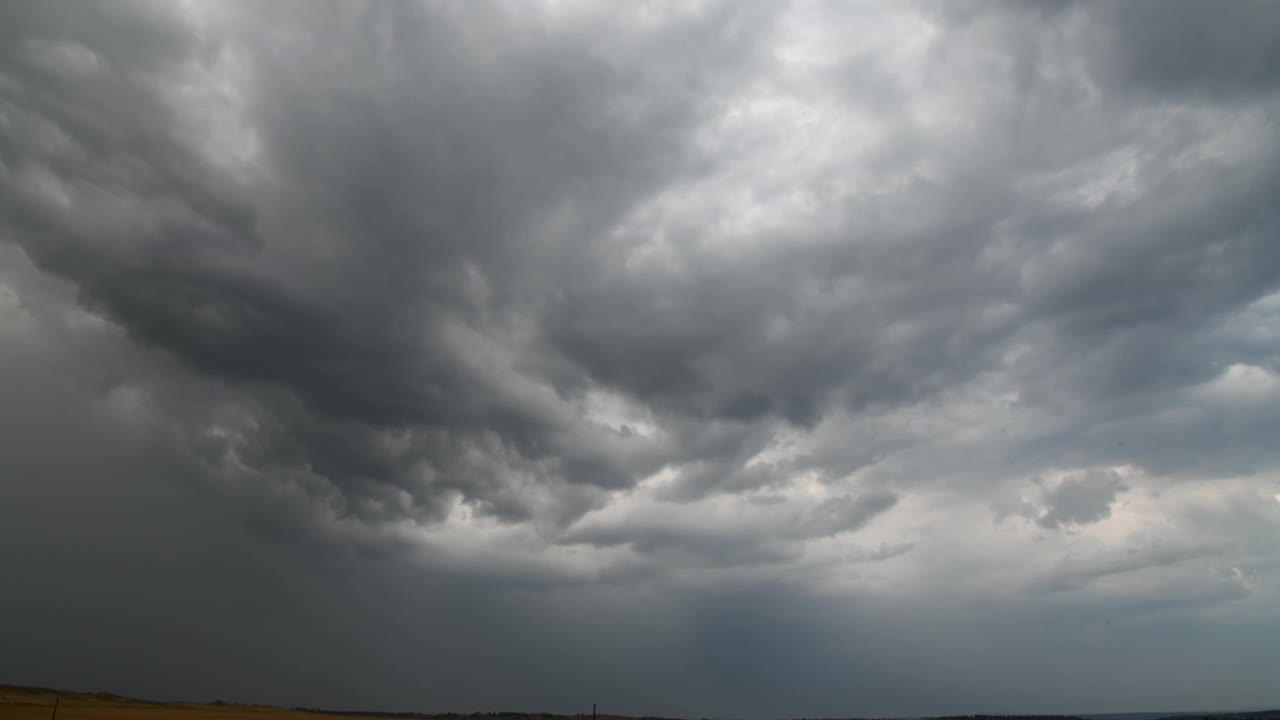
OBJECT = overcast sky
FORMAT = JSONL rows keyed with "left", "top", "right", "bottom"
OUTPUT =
{"left": 2, "top": 1, "right": 1280, "bottom": 717}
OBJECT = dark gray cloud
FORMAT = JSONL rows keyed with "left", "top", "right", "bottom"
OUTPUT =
{"left": 3, "top": 0, "right": 1280, "bottom": 715}
{"left": 561, "top": 490, "right": 897, "bottom": 568}
{"left": 1033, "top": 470, "right": 1127, "bottom": 529}
{"left": 1085, "top": 0, "right": 1280, "bottom": 101}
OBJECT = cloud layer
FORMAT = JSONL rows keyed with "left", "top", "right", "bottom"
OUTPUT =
{"left": 3, "top": 1, "right": 1280, "bottom": 716}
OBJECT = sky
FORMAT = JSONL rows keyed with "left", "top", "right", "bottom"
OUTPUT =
{"left": 2, "top": 0, "right": 1280, "bottom": 717}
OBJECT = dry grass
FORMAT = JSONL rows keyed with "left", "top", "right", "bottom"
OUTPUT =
{"left": 0, "top": 686, "right": 379, "bottom": 720}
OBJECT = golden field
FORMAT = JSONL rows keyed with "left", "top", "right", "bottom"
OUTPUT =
{"left": 0, "top": 686, "right": 381, "bottom": 720}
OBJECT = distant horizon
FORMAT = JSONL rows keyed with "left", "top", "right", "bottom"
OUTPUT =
{"left": 4, "top": 684, "right": 1278, "bottom": 720}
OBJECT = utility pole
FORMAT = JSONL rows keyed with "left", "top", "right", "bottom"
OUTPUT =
{"left": 593, "top": 704, "right": 596, "bottom": 720}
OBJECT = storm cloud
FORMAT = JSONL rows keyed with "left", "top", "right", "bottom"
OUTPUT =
{"left": 3, "top": 0, "right": 1280, "bottom": 716}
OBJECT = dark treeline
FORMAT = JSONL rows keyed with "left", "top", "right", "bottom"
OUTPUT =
{"left": 296, "top": 711, "right": 678, "bottom": 720}
{"left": 296, "top": 711, "right": 1280, "bottom": 720}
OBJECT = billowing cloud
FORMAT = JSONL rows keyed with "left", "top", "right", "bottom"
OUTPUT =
{"left": 1027, "top": 469, "right": 1128, "bottom": 529}
{"left": 3, "top": 0, "right": 1280, "bottom": 716}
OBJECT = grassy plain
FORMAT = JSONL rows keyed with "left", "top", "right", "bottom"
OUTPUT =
{"left": 0, "top": 686, "right": 378, "bottom": 720}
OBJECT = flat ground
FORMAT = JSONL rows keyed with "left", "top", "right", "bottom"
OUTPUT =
{"left": 0, "top": 686, "right": 379, "bottom": 720}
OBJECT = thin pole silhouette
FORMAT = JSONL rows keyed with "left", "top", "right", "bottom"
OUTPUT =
{"left": 50, "top": 697, "right": 59, "bottom": 720}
